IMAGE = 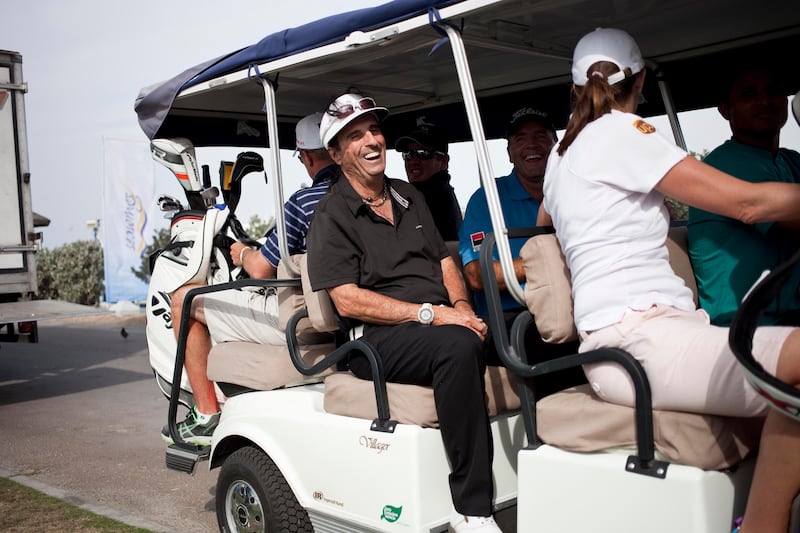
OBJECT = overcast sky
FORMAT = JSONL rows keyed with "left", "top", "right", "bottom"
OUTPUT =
{"left": 5, "top": 0, "right": 800, "bottom": 248}
{"left": 5, "top": 0, "right": 389, "bottom": 247}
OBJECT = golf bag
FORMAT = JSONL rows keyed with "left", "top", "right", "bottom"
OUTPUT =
{"left": 145, "top": 138, "right": 264, "bottom": 407}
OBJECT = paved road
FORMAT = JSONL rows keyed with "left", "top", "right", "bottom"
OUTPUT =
{"left": 0, "top": 313, "right": 518, "bottom": 532}
{"left": 0, "top": 314, "right": 218, "bottom": 532}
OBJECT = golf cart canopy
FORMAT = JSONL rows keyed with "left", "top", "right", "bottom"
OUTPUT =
{"left": 135, "top": 0, "right": 800, "bottom": 299}
{"left": 135, "top": 0, "right": 800, "bottom": 150}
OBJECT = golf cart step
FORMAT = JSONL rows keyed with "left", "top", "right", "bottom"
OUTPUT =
{"left": 166, "top": 442, "right": 211, "bottom": 475}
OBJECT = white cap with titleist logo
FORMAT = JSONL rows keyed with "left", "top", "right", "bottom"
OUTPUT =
{"left": 572, "top": 28, "right": 644, "bottom": 86}
{"left": 295, "top": 112, "right": 324, "bottom": 151}
{"left": 319, "top": 93, "right": 389, "bottom": 148}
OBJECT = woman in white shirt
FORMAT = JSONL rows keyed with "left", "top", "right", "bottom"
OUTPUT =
{"left": 539, "top": 27, "right": 800, "bottom": 533}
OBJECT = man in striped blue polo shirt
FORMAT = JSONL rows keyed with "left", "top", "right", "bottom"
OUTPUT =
{"left": 163, "top": 113, "right": 337, "bottom": 445}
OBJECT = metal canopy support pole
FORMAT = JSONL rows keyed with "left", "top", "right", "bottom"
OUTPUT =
{"left": 653, "top": 67, "right": 687, "bottom": 151}
{"left": 258, "top": 77, "right": 300, "bottom": 276}
{"left": 441, "top": 24, "right": 524, "bottom": 305}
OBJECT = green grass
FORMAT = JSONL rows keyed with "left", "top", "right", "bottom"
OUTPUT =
{"left": 0, "top": 477, "right": 154, "bottom": 532}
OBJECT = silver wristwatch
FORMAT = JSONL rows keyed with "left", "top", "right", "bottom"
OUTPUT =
{"left": 417, "top": 303, "right": 434, "bottom": 325}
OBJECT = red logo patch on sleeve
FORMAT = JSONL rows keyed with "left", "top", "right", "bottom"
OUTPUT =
{"left": 470, "top": 231, "right": 485, "bottom": 253}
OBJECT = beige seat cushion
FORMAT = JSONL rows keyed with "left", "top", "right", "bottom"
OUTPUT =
{"left": 277, "top": 255, "right": 335, "bottom": 344}
{"left": 323, "top": 365, "right": 520, "bottom": 427}
{"left": 520, "top": 226, "right": 755, "bottom": 471}
{"left": 298, "top": 254, "right": 340, "bottom": 333}
{"left": 207, "top": 340, "right": 336, "bottom": 391}
{"left": 520, "top": 233, "right": 576, "bottom": 343}
{"left": 536, "top": 385, "right": 763, "bottom": 470}
{"left": 665, "top": 225, "right": 698, "bottom": 306}
{"left": 276, "top": 255, "right": 304, "bottom": 331}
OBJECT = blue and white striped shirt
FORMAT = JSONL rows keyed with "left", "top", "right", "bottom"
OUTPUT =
{"left": 260, "top": 164, "right": 337, "bottom": 267}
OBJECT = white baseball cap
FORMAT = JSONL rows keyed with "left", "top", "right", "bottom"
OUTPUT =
{"left": 572, "top": 28, "right": 644, "bottom": 86}
{"left": 295, "top": 112, "right": 324, "bottom": 151}
{"left": 319, "top": 93, "right": 388, "bottom": 148}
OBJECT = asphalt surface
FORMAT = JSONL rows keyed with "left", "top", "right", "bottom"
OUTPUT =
{"left": 0, "top": 312, "right": 518, "bottom": 533}
{"left": 0, "top": 313, "right": 218, "bottom": 532}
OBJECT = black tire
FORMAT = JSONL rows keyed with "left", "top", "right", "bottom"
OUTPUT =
{"left": 216, "top": 446, "right": 313, "bottom": 533}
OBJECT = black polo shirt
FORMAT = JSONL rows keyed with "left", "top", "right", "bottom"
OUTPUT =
{"left": 411, "top": 170, "right": 462, "bottom": 241}
{"left": 307, "top": 173, "right": 450, "bottom": 306}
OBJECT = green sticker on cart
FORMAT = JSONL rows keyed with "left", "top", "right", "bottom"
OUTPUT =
{"left": 380, "top": 504, "right": 403, "bottom": 523}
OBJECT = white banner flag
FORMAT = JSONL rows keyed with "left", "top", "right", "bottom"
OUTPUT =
{"left": 102, "top": 137, "right": 159, "bottom": 303}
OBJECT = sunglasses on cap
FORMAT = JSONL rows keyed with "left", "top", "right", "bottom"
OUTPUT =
{"left": 401, "top": 149, "right": 445, "bottom": 161}
{"left": 326, "top": 96, "right": 377, "bottom": 119}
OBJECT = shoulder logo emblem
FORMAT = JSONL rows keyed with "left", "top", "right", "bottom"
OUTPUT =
{"left": 633, "top": 119, "right": 656, "bottom": 134}
{"left": 470, "top": 231, "right": 485, "bottom": 253}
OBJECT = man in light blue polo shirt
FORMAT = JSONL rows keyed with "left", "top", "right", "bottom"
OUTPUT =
{"left": 459, "top": 107, "right": 557, "bottom": 317}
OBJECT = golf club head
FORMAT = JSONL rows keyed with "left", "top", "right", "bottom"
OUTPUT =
{"left": 226, "top": 151, "right": 264, "bottom": 213}
{"left": 201, "top": 186, "right": 220, "bottom": 207}
{"left": 157, "top": 194, "right": 184, "bottom": 212}
{"left": 150, "top": 138, "right": 203, "bottom": 193}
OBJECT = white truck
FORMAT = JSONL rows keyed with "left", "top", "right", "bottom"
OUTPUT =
{"left": 0, "top": 50, "right": 104, "bottom": 342}
{"left": 0, "top": 49, "right": 40, "bottom": 342}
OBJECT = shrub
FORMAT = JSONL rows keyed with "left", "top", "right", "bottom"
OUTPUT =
{"left": 36, "top": 240, "right": 104, "bottom": 305}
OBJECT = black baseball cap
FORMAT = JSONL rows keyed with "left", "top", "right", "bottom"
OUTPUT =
{"left": 506, "top": 107, "right": 556, "bottom": 139}
{"left": 395, "top": 123, "right": 448, "bottom": 154}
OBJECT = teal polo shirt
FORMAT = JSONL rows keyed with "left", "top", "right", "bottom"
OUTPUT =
{"left": 459, "top": 170, "right": 540, "bottom": 317}
{"left": 688, "top": 138, "right": 800, "bottom": 325}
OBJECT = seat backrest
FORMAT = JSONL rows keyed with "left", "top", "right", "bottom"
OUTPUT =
{"left": 298, "top": 254, "right": 341, "bottom": 333}
{"left": 665, "top": 224, "right": 698, "bottom": 307}
{"left": 520, "top": 226, "right": 699, "bottom": 342}
{"left": 277, "top": 255, "right": 305, "bottom": 331}
{"left": 520, "top": 233, "right": 577, "bottom": 343}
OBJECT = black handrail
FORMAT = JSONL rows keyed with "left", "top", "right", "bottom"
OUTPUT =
{"left": 167, "top": 277, "right": 301, "bottom": 447}
{"left": 166, "top": 274, "right": 398, "bottom": 450}
{"left": 285, "top": 309, "right": 395, "bottom": 432}
{"left": 480, "top": 229, "right": 660, "bottom": 472}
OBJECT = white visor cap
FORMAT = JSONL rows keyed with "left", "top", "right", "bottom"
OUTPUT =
{"left": 320, "top": 93, "right": 388, "bottom": 148}
{"left": 572, "top": 28, "right": 644, "bottom": 86}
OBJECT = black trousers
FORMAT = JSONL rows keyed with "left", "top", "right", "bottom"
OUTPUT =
{"left": 348, "top": 322, "right": 494, "bottom": 516}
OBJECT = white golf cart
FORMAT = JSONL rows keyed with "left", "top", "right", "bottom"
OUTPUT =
{"left": 134, "top": 1, "right": 800, "bottom": 531}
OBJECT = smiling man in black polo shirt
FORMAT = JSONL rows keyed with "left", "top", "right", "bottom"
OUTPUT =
{"left": 307, "top": 92, "right": 500, "bottom": 533}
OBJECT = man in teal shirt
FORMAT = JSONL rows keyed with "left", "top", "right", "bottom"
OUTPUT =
{"left": 688, "top": 67, "right": 800, "bottom": 325}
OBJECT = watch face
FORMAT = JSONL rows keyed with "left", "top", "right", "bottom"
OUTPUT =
{"left": 419, "top": 305, "right": 434, "bottom": 324}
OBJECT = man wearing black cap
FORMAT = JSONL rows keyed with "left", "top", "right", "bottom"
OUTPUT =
{"left": 395, "top": 119, "right": 462, "bottom": 240}
{"left": 458, "top": 107, "right": 557, "bottom": 317}
{"left": 458, "top": 108, "right": 584, "bottom": 393}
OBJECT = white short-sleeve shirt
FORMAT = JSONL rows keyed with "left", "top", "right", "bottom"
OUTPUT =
{"left": 543, "top": 110, "right": 694, "bottom": 331}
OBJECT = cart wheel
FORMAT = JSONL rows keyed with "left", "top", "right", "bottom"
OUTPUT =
{"left": 216, "top": 446, "right": 313, "bottom": 533}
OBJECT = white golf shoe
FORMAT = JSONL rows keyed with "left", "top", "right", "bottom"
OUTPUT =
{"left": 450, "top": 510, "right": 502, "bottom": 532}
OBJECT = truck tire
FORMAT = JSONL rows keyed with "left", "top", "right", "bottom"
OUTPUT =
{"left": 216, "top": 445, "right": 313, "bottom": 533}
